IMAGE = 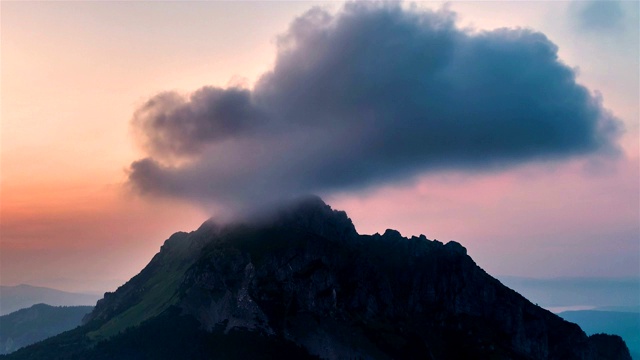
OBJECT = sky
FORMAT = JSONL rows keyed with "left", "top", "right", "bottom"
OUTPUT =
{"left": 1, "top": 1, "right": 638, "bottom": 294}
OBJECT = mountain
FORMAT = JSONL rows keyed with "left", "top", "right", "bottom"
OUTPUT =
{"left": 0, "top": 285, "right": 100, "bottom": 315}
{"left": 559, "top": 310, "right": 640, "bottom": 360}
{"left": 0, "top": 304, "right": 93, "bottom": 355}
{"left": 2, "top": 197, "right": 631, "bottom": 359}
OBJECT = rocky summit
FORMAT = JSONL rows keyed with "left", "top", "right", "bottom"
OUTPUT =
{"left": 3, "top": 197, "right": 631, "bottom": 359}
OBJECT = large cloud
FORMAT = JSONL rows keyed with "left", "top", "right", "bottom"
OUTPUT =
{"left": 128, "top": 2, "right": 622, "bottom": 210}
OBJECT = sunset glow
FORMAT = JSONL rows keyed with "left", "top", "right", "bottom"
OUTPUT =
{"left": 1, "top": 1, "right": 638, "bottom": 294}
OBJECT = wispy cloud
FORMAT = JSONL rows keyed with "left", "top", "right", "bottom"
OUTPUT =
{"left": 570, "top": 0, "right": 626, "bottom": 32}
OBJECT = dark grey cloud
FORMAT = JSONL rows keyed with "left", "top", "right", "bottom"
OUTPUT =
{"left": 132, "top": 87, "right": 262, "bottom": 159}
{"left": 570, "top": 0, "right": 626, "bottom": 32}
{"left": 128, "top": 2, "right": 622, "bottom": 210}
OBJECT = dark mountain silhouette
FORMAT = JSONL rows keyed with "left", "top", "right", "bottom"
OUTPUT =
{"left": 2, "top": 197, "right": 631, "bottom": 359}
{"left": 0, "top": 304, "right": 93, "bottom": 354}
{"left": 0, "top": 284, "right": 100, "bottom": 315}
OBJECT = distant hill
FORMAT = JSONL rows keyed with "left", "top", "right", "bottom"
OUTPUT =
{"left": 559, "top": 310, "right": 640, "bottom": 360}
{"left": 497, "top": 276, "right": 640, "bottom": 310}
{"left": 0, "top": 285, "right": 100, "bottom": 315}
{"left": 596, "top": 306, "right": 640, "bottom": 313}
{"left": 0, "top": 304, "right": 93, "bottom": 354}
{"left": 2, "top": 197, "right": 630, "bottom": 359}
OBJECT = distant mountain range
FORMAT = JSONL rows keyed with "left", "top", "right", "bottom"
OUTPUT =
{"left": 0, "top": 304, "right": 93, "bottom": 355}
{"left": 559, "top": 310, "right": 640, "bottom": 360}
{"left": 1, "top": 198, "right": 632, "bottom": 359}
{"left": 0, "top": 285, "right": 100, "bottom": 316}
{"left": 497, "top": 276, "right": 640, "bottom": 311}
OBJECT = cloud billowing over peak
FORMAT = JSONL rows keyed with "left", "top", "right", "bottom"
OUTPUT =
{"left": 128, "top": 2, "right": 622, "bottom": 211}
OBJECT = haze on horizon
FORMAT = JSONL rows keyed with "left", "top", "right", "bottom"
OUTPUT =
{"left": 1, "top": 1, "right": 638, "bottom": 294}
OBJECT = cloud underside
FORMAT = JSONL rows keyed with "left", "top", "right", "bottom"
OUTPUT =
{"left": 128, "top": 2, "right": 621, "bottom": 209}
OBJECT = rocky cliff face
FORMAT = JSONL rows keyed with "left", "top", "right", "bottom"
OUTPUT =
{"left": 5, "top": 197, "right": 631, "bottom": 360}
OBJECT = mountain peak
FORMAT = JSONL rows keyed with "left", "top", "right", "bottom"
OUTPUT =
{"left": 225, "top": 195, "right": 358, "bottom": 241}
{"left": 266, "top": 195, "right": 357, "bottom": 238}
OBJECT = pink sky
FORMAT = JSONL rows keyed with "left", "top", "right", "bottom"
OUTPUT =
{"left": 1, "top": 1, "right": 638, "bottom": 293}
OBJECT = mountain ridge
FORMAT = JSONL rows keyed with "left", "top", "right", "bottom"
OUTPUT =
{"left": 3, "top": 197, "right": 631, "bottom": 359}
{"left": 0, "top": 284, "right": 100, "bottom": 316}
{"left": 0, "top": 304, "right": 93, "bottom": 355}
